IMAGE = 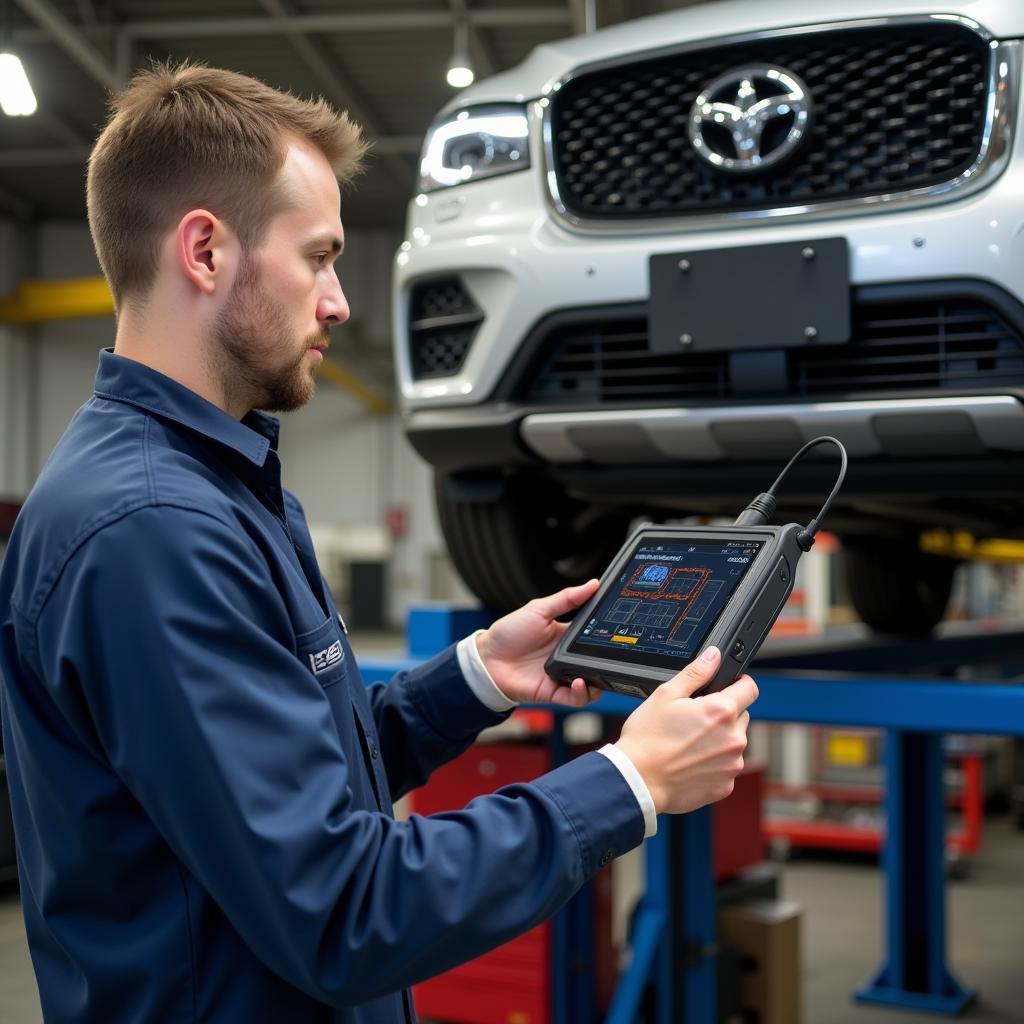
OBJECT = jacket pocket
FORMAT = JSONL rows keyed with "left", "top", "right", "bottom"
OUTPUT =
{"left": 294, "top": 616, "right": 348, "bottom": 689}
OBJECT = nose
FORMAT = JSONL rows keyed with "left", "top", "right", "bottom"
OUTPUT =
{"left": 317, "top": 269, "right": 350, "bottom": 326}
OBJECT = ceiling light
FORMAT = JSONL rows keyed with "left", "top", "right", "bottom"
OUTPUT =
{"left": 446, "top": 20, "right": 474, "bottom": 89}
{"left": 0, "top": 52, "right": 36, "bottom": 116}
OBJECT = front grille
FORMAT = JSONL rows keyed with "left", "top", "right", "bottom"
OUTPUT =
{"left": 550, "top": 22, "right": 990, "bottom": 219}
{"left": 408, "top": 277, "right": 484, "bottom": 379}
{"left": 518, "top": 296, "right": 1024, "bottom": 404}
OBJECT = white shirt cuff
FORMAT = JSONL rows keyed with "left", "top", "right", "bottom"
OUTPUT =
{"left": 456, "top": 631, "right": 518, "bottom": 713}
{"left": 598, "top": 742, "right": 658, "bottom": 839}
{"left": 457, "top": 636, "right": 655, "bottom": 837}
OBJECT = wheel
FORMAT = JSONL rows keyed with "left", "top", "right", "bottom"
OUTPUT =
{"left": 435, "top": 473, "right": 634, "bottom": 612}
{"left": 842, "top": 539, "right": 957, "bottom": 635}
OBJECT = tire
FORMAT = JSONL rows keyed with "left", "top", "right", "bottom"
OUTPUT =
{"left": 842, "top": 540, "right": 957, "bottom": 635}
{"left": 435, "top": 473, "right": 633, "bottom": 612}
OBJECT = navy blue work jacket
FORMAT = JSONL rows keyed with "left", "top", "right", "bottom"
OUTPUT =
{"left": 0, "top": 350, "right": 644, "bottom": 1023}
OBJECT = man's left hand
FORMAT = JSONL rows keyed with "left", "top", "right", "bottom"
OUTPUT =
{"left": 475, "top": 579, "right": 603, "bottom": 707}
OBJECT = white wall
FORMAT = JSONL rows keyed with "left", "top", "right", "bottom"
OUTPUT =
{"left": 0, "top": 323, "right": 34, "bottom": 499}
{"left": 2, "top": 219, "right": 460, "bottom": 626}
{"left": 0, "top": 219, "right": 33, "bottom": 499}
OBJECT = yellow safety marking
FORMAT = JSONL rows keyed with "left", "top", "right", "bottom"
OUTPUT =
{"left": 0, "top": 277, "right": 393, "bottom": 416}
{"left": 826, "top": 733, "right": 871, "bottom": 767}
{"left": 920, "top": 529, "right": 1024, "bottom": 565}
{"left": 0, "top": 276, "right": 114, "bottom": 323}
{"left": 317, "top": 357, "right": 393, "bottom": 415}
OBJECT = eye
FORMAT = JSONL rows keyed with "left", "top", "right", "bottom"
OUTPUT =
{"left": 313, "top": 253, "right": 328, "bottom": 266}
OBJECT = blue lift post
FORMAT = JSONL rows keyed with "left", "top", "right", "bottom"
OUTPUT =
{"left": 359, "top": 611, "right": 1024, "bottom": 1023}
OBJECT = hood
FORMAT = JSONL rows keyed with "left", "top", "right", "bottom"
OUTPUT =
{"left": 439, "top": 0, "right": 1022, "bottom": 114}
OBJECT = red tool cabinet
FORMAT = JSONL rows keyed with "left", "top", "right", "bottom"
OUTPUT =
{"left": 408, "top": 736, "right": 764, "bottom": 1024}
{"left": 409, "top": 740, "right": 614, "bottom": 1024}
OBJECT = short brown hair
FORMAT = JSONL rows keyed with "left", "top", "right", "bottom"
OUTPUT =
{"left": 87, "top": 61, "right": 366, "bottom": 308}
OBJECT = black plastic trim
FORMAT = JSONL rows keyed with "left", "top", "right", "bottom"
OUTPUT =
{"left": 491, "top": 277, "right": 1024, "bottom": 404}
{"left": 404, "top": 406, "right": 540, "bottom": 475}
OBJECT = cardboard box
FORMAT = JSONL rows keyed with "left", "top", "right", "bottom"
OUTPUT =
{"left": 718, "top": 900, "right": 801, "bottom": 1024}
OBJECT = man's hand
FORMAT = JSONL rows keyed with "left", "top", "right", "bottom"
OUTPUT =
{"left": 615, "top": 647, "right": 757, "bottom": 815}
{"left": 474, "top": 579, "right": 602, "bottom": 707}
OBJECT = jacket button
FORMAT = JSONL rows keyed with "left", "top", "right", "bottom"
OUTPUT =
{"left": 370, "top": 743, "right": 379, "bottom": 760}
{"left": 599, "top": 848, "right": 616, "bottom": 867}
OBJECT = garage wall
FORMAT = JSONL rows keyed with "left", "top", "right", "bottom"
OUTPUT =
{"left": 1, "top": 219, "right": 468, "bottom": 626}
{"left": 0, "top": 219, "right": 32, "bottom": 501}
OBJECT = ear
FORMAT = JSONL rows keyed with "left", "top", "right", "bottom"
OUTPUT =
{"left": 175, "top": 209, "right": 238, "bottom": 296}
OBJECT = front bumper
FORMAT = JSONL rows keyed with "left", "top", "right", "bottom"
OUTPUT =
{"left": 406, "top": 393, "right": 1024, "bottom": 539}
{"left": 406, "top": 391, "right": 1024, "bottom": 474}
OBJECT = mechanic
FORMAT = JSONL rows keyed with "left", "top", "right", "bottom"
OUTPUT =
{"left": 0, "top": 63, "right": 756, "bottom": 1023}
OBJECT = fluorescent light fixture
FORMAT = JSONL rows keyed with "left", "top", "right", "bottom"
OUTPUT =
{"left": 446, "top": 20, "right": 474, "bottom": 89}
{"left": 0, "top": 53, "right": 36, "bottom": 116}
{"left": 446, "top": 64, "right": 474, "bottom": 89}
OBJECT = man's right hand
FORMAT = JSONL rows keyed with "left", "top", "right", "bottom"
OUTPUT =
{"left": 614, "top": 647, "right": 757, "bottom": 816}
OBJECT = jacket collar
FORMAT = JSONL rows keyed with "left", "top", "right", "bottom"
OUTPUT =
{"left": 92, "top": 348, "right": 281, "bottom": 467}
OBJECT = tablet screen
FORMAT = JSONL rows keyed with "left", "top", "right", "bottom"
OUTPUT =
{"left": 567, "top": 535, "right": 765, "bottom": 670}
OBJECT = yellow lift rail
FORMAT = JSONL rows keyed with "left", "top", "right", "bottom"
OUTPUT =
{"left": 921, "top": 529, "right": 1024, "bottom": 564}
{"left": 0, "top": 276, "right": 114, "bottom": 322}
{"left": 318, "top": 357, "right": 393, "bottom": 415}
{"left": 0, "top": 275, "right": 392, "bottom": 415}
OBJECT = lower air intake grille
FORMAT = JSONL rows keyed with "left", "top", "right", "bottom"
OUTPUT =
{"left": 518, "top": 296, "right": 1024, "bottom": 403}
{"left": 791, "top": 297, "right": 1024, "bottom": 394}
{"left": 408, "top": 277, "right": 484, "bottom": 380}
{"left": 520, "top": 315, "right": 728, "bottom": 404}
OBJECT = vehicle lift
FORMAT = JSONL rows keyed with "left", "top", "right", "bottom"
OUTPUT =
{"left": 360, "top": 608, "right": 1024, "bottom": 1023}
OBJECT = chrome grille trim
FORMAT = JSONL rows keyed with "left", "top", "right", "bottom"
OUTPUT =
{"left": 540, "top": 15, "right": 1018, "bottom": 233}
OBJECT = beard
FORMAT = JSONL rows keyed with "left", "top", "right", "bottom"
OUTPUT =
{"left": 208, "top": 257, "right": 328, "bottom": 414}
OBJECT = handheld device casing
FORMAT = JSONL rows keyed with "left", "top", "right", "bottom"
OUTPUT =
{"left": 545, "top": 522, "right": 805, "bottom": 698}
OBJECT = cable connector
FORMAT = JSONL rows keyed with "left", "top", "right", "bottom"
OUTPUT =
{"left": 796, "top": 528, "right": 816, "bottom": 552}
{"left": 733, "top": 492, "right": 778, "bottom": 527}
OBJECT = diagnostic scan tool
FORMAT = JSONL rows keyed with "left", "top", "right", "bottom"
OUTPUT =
{"left": 546, "top": 437, "right": 848, "bottom": 698}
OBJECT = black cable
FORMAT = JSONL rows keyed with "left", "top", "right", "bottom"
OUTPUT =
{"left": 732, "top": 435, "right": 848, "bottom": 551}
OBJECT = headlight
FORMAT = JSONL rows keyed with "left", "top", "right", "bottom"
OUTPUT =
{"left": 418, "top": 104, "right": 530, "bottom": 192}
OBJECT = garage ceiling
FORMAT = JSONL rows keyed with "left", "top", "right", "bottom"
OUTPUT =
{"left": 3, "top": 0, "right": 708, "bottom": 227}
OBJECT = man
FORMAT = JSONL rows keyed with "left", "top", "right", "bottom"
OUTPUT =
{"left": 0, "top": 63, "right": 756, "bottom": 1023}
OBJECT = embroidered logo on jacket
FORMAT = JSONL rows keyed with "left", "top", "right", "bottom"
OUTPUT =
{"left": 309, "top": 640, "right": 344, "bottom": 675}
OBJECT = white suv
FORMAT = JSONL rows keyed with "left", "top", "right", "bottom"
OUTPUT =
{"left": 393, "top": 0, "right": 1024, "bottom": 632}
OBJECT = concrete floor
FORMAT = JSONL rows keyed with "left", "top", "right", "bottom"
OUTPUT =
{"left": 781, "top": 816, "right": 1023, "bottom": 1023}
{"left": 0, "top": 817, "right": 1020, "bottom": 1023}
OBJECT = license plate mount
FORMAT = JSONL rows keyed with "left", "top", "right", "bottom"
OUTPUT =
{"left": 648, "top": 237, "right": 851, "bottom": 354}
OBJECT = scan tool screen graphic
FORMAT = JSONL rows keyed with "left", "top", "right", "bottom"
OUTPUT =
{"left": 568, "top": 538, "right": 766, "bottom": 668}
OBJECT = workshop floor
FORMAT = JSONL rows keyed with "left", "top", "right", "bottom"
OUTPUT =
{"left": 1, "top": 816, "right": 1021, "bottom": 1023}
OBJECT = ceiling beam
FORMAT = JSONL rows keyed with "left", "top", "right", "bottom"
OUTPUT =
{"left": 12, "top": 0, "right": 118, "bottom": 91}
{"left": 117, "top": 9, "right": 570, "bottom": 42}
{"left": 13, "top": 8, "right": 570, "bottom": 47}
{"left": 255, "top": 0, "right": 413, "bottom": 190}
